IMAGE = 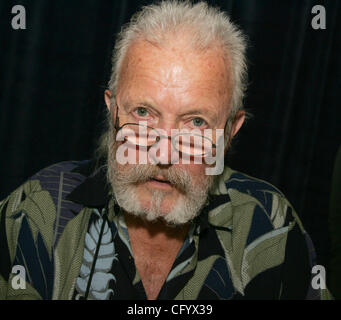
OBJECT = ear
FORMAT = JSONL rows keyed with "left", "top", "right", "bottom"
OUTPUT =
{"left": 225, "top": 110, "right": 245, "bottom": 150}
{"left": 104, "top": 90, "right": 113, "bottom": 111}
{"left": 231, "top": 110, "right": 245, "bottom": 138}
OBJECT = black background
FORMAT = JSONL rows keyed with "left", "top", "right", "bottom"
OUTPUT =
{"left": 0, "top": 0, "right": 340, "bottom": 296}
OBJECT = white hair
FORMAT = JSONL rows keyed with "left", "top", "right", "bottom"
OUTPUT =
{"left": 108, "top": 0, "right": 248, "bottom": 117}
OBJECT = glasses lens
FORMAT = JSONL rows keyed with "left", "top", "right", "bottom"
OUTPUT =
{"left": 118, "top": 125, "right": 215, "bottom": 156}
{"left": 173, "top": 133, "right": 213, "bottom": 156}
{"left": 119, "top": 124, "right": 159, "bottom": 147}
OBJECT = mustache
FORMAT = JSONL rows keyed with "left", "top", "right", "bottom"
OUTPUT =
{"left": 113, "top": 164, "right": 192, "bottom": 193}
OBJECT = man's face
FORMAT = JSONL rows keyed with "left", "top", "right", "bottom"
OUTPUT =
{"left": 105, "top": 40, "right": 243, "bottom": 225}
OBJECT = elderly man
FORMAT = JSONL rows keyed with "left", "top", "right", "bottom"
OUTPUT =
{"left": 0, "top": 1, "right": 333, "bottom": 300}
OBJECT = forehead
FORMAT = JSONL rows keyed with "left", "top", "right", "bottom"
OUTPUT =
{"left": 117, "top": 39, "right": 232, "bottom": 113}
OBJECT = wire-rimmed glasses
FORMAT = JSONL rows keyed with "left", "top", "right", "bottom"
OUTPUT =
{"left": 114, "top": 104, "right": 219, "bottom": 158}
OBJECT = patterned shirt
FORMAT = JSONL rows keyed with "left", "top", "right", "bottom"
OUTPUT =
{"left": 0, "top": 160, "right": 333, "bottom": 299}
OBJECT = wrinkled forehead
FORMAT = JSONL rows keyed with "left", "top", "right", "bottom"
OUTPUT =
{"left": 116, "top": 39, "right": 232, "bottom": 112}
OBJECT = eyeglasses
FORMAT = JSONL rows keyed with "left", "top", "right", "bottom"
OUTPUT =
{"left": 113, "top": 102, "right": 230, "bottom": 157}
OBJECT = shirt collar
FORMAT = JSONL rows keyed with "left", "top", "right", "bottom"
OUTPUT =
{"left": 66, "top": 159, "right": 111, "bottom": 208}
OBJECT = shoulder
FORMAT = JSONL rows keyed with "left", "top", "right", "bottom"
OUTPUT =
{"left": 0, "top": 160, "right": 91, "bottom": 299}
{"left": 224, "top": 167, "right": 284, "bottom": 199}
{"left": 0, "top": 159, "right": 92, "bottom": 220}
{"left": 0, "top": 162, "right": 90, "bottom": 267}
{"left": 210, "top": 166, "right": 297, "bottom": 231}
{"left": 5, "top": 161, "right": 89, "bottom": 204}
{"left": 27, "top": 160, "right": 91, "bottom": 196}
{"left": 0, "top": 160, "right": 91, "bottom": 226}
{"left": 29, "top": 160, "right": 90, "bottom": 183}
{"left": 208, "top": 167, "right": 319, "bottom": 298}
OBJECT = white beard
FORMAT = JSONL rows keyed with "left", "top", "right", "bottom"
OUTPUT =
{"left": 112, "top": 179, "right": 210, "bottom": 225}
{"left": 106, "top": 130, "right": 214, "bottom": 226}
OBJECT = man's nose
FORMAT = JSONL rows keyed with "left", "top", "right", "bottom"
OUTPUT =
{"left": 148, "top": 126, "right": 179, "bottom": 165}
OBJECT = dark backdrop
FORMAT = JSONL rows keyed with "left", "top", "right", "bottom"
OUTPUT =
{"left": 1, "top": 0, "right": 340, "bottom": 294}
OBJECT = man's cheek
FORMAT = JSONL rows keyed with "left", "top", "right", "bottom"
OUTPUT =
{"left": 176, "top": 163, "right": 206, "bottom": 183}
{"left": 115, "top": 141, "right": 149, "bottom": 164}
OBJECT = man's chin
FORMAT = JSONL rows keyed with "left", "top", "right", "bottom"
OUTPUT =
{"left": 134, "top": 208, "right": 195, "bottom": 226}
{"left": 116, "top": 190, "right": 196, "bottom": 226}
{"left": 133, "top": 192, "right": 182, "bottom": 223}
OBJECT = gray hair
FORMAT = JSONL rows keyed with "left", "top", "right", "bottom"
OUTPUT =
{"left": 109, "top": 0, "right": 248, "bottom": 116}
{"left": 96, "top": 0, "right": 249, "bottom": 162}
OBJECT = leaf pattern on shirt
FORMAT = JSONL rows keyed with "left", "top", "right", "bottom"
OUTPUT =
{"left": 75, "top": 208, "right": 118, "bottom": 300}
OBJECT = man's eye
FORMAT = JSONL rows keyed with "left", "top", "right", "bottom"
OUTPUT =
{"left": 192, "top": 118, "right": 206, "bottom": 127}
{"left": 135, "top": 107, "right": 149, "bottom": 117}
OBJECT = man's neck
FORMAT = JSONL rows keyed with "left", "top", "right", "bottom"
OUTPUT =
{"left": 124, "top": 213, "right": 191, "bottom": 299}
{"left": 124, "top": 213, "right": 190, "bottom": 246}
